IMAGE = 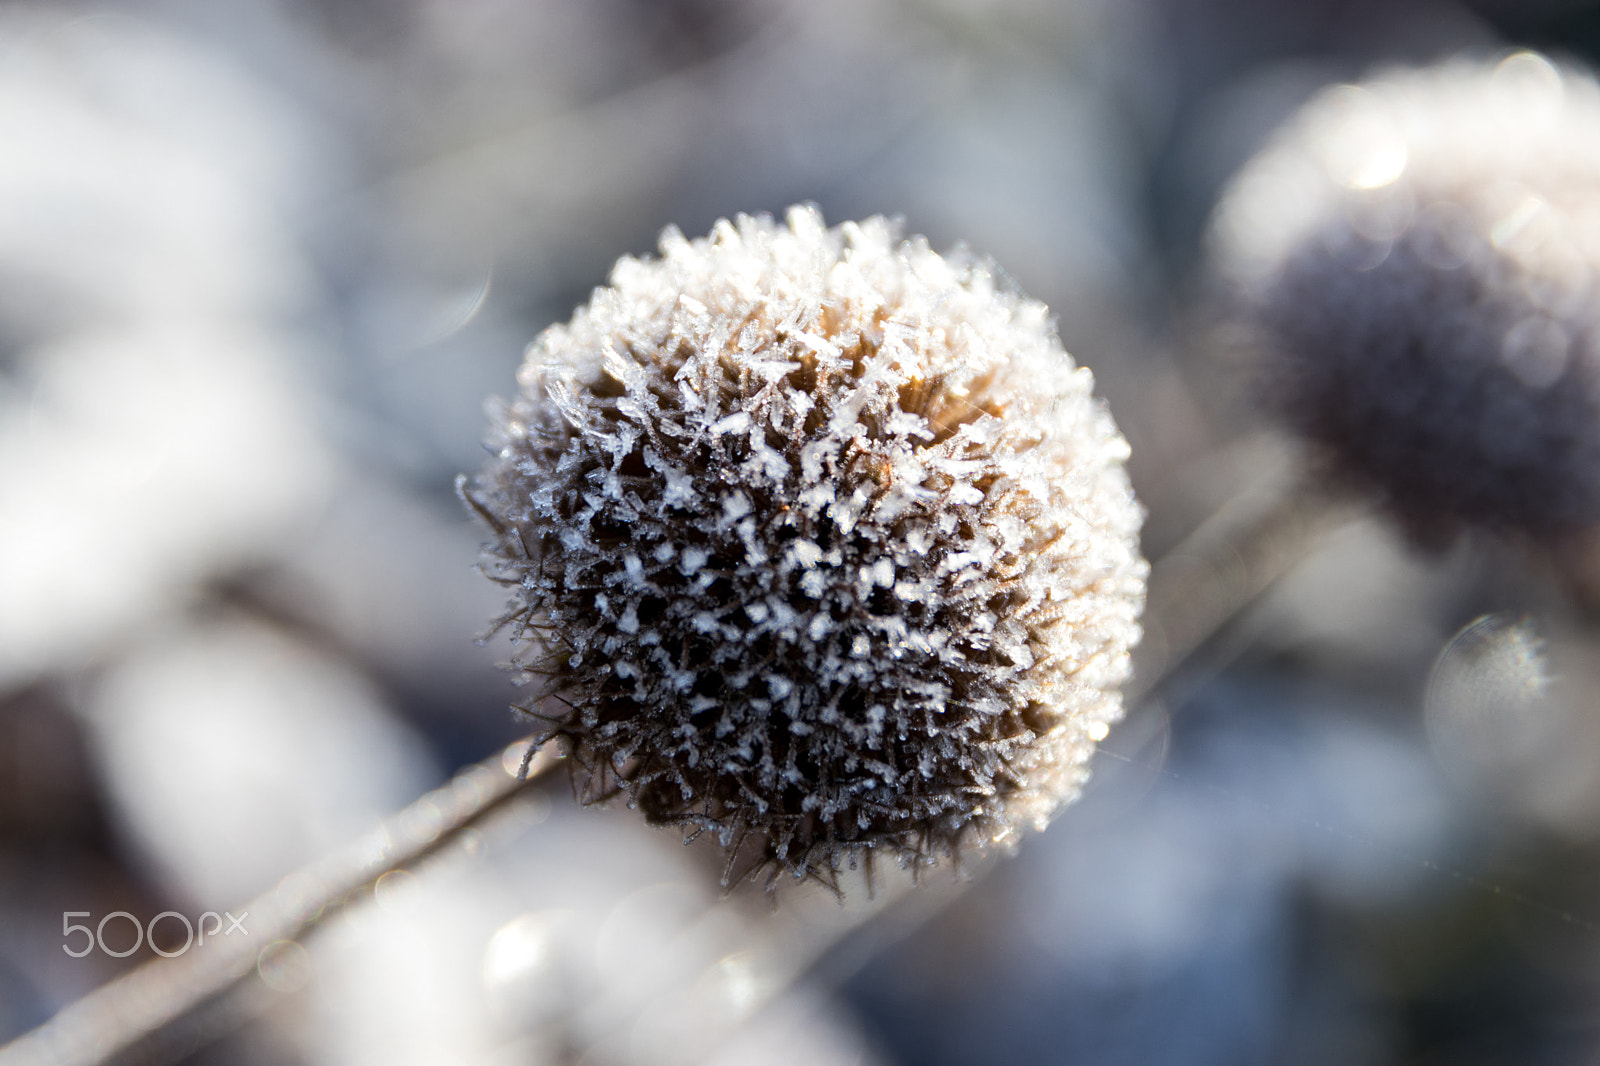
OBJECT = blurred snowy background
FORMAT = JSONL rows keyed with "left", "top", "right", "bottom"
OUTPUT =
{"left": 6, "top": 0, "right": 1600, "bottom": 1063}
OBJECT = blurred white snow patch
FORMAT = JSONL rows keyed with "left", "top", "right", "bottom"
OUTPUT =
{"left": 0, "top": 8, "right": 315, "bottom": 324}
{"left": 0, "top": 9, "right": 329, "bottom": 690}
{"left": 0, "top": 326, "right": 327, "bottom": 689}
{"left": 303, "top": 801, "right": 879, "bottom": 1066}
{"left": 481, "top": 910, "right": 580, "bottom": 1020}
{"left": 79, "top": 616, "right": 438, "bottom": 904}
{"left": 699, "top": 982, "right": 878, "bottom": 1066}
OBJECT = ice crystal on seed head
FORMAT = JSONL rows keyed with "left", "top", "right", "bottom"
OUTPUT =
{"left": 462, "top": 205, "right": 1146, "bottom": 890}
{"left": 1211, "top": 52, "right": 1600, "bottom": 542}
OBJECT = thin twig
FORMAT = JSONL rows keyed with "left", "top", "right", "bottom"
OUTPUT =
{"left": 0, "top": 741, "right": 561, "bottom": 1066}
{"left": 1128, "top": 472, "right": 1356, "bottom": 706}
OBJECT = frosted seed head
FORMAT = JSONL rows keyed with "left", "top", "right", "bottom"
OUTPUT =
{"left": 1210, "top": 52, "right": 1600, "bottom": 542}
{"left": 464, "top": 206, "right": 1146, "bottom": 890}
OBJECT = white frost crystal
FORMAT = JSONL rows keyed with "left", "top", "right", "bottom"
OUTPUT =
{"left": 1211, "top": 52, "right": 1600, "bottom": 540}
{"left": 464, "top": 206, "right": 1145, "bottom": 887}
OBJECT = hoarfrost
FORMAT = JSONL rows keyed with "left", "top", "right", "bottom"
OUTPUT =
{"left": 466, "top": 206, "right": 1146, "bottom": 889}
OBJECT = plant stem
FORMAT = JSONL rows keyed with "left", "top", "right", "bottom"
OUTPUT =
{"left": 1129, "top": 472, "right": 1355, "bottom": 706}
{"left": 0, "top": 742, "right": 561, "bottom": 1066}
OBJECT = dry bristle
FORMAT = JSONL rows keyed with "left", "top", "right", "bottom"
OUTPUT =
{"left": 466, "top": 205, "right": 1146, "bottom": 890}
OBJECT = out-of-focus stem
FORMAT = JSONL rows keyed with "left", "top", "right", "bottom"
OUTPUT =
{"left": 0, "top": 741, "right": 560, "bottom": 1066}
{"left": 1128, "top": 473, "right": 1355, "bottom": 706}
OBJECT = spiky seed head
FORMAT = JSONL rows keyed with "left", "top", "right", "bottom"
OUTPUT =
{"left": 463, "top": 206, "right": 1145, "bottom": 889}
{"left": 1210, "top": 52, "right": 1600, "bottom": 542}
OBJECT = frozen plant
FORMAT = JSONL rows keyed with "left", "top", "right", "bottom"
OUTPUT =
{"left": 462, "top": 206, "right": 1145, "bottom": 888}
{"left": 1210, "top": 51, "right": 1600, "bottom": 544}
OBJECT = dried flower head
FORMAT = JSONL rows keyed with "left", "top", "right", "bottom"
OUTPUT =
{"left": 462, "top": 206, "right": 1145, "bottom": 888}
{"left": 1210, "top": 52, "right": 1600, "bottom": 542}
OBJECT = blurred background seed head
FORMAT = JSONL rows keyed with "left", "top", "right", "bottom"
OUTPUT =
{"left": 1209, "top": 51, "right": 1600, "bottom": 546}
